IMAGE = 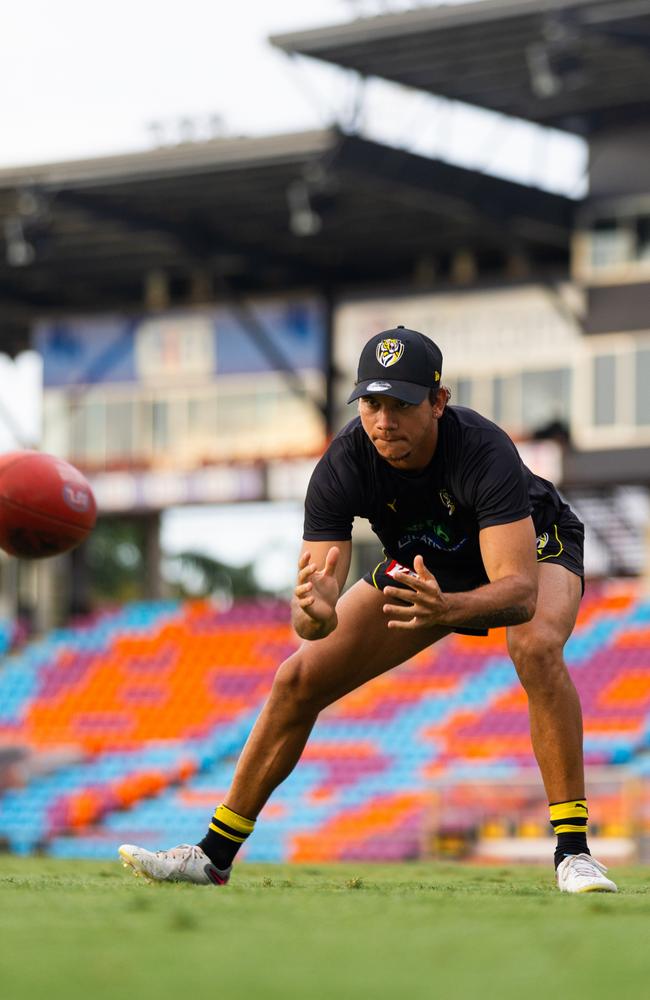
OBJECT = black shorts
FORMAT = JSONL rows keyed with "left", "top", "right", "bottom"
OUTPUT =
{"left": 362, "top": 509, "right": 585, "bottom": 637}
{"left": 534, "top": 509, "right": 585, "bottom": 585}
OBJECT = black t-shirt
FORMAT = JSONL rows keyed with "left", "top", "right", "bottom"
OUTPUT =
{"left": 303, "top": 406, "right": 569, "bottom": 592}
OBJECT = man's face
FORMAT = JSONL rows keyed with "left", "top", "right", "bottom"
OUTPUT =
{"left": 358, "top": 392, "right": 444, "bottom": 471}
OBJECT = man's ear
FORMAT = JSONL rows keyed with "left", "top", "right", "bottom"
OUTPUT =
{"left": 431, "top": 386, "right": 448, "bottom": 418}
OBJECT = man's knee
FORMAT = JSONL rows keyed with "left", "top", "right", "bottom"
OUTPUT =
{"left": 272, "top": 651, "right": 333, "bottom": 713}
{"left": 508, "top": 627, "right": 570, "bottom": 696}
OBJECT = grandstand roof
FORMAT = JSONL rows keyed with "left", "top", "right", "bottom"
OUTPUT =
{"left": 0, "top": 128, "right": 572, "bottom": 356}
{"left": 271, "top": 0, "right": 650, "bottom": 135}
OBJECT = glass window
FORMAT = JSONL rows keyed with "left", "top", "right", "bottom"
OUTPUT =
{"left": 167, "top": 398, "right": 189, "bottom": 450}
{"left": 216, "top": 393, "right": 250, "bottom": 437}
{"left": 69, "top": 406, "right": 83, "bottom": 459}
{"left": 188, "top": 396, "right": 202, "bottom": 429}
{"left": 521, "top": 369, "right": 571, "bottom": 431}
{"left": 199, "top": 394, "right": 218, "bottom": 435}
{"left": 493, "top": 377, "right": 504, "bottom": 423}
{"left": 85, "top": 401, "right": 107, "bottom": 462}
{"left": 590, "top": 220, "right": 634, "bottom": 268}
{"left": 106, "top": 401, "right": 134, "bottom": 459}
{"left": 72, "top": 400, "right": 106, "bottom": 463}
{"left": 139, "top": 400, "right": 153, "bottom": 455}
{"left": 456, "top": 378, "right": 473, "bottom": 407}
{"left": 255, "top": 390, "right": 280, "bottom": 423}
{"left": 635, "top": 349, "right": 650, "bottom": 425}
{"left": 491, "top": 375, "right": 519, "bottom": 428}
{"left": 593, "top": 355, "right": 616, "bottom": 427}
{"left": 152, "top": 400, "right": 168, "bottom": 450}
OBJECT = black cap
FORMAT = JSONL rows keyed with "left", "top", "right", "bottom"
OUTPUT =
{"left": 347, "top": 327, "right": 443, "bottom": 405}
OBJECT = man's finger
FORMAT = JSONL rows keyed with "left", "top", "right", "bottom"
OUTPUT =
{"left": 391, "top": 569, "right": 420, "bottom": 590}
{"left": 413, "top": 554, "right": 434, "bottom": 578}
{"left": 295, "top": 582, "right": 312, "bottom": 597}
{"left": 413, "top": 555, "right": 440, "bottom": 588}
{"left": 387, "top": 617, "right": 418, "bottom": 630}
{"left": 298, "top": 550, "right": 311, "bottom": 569}
{"left": 383, "top": 602, "right": 419, "bottom": 620}
{"left": 383, "top": 585, "right": 415, "bottom": 603}
{"left": 323, "top": 546, "right": 340, "bottom": 576}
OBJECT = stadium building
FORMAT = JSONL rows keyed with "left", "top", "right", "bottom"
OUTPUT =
{"left": 273, "top": 0, "right": 650, "bottom": 578}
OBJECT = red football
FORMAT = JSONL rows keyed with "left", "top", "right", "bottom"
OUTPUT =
{"left": 0, "top": 451, "right": 97, "bottom": 559}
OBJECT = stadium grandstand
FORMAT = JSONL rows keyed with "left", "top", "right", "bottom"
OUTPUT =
{"left": 1, "top": 0, "right": 650, "bottom": 866}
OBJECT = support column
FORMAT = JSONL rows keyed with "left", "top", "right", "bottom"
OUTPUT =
{"left": 142, "top": 511, "right": 162, "bottom": 600}
{"left": 323, "top": 289, "right": 336, "bottom": 440}
{"left": 67, "top": 541, "right": 92, "bottom": 618}
{"left": 145, "top": 270, "right": 170, "bottom": 311}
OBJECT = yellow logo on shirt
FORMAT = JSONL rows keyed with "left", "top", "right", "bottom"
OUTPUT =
{"left": 439, "top": 490, "right": 456, "bottom": 516}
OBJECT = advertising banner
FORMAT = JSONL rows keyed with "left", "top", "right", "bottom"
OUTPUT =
{"left": 35, "top": 297, "right": 325, "bottom": 387}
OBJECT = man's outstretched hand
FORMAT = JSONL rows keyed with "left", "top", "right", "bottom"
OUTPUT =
{"left": 382, "top": 555, "right": 449, "bottom": 629}
{"left": 294, "top": 546, "right": 341, "bottom": 628}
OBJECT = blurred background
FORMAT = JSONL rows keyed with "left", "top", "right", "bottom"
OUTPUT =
{"left": 1, "top": 0, "right": 649, "bottom": 865}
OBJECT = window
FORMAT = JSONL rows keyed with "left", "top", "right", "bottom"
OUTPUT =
{"left": 456, "top": 378, "right": 473, "bottom": 407}
{"left": 72, "top": 400, "right": 106, "bottom": 464}
{"left": 588, "top": 214, "right": 650, "bottom": 269}
{"left": 521, "top": 369, "right": 571, "bottom": 431}
{"left": 493, "top": 377, "right": 504, "bottom": 423}
{"left": 152, "top": 400, "right": 169, "bottom": 451}
{"left": 191, "top": 393, "right": 218, "bottom": 436}
{"left": 593, "top": 355, "right": 616, "bottom": 427}
{"left": 635, "top": 349, "right": 650, "bottom": 425}
{"left": 590, "top": 220, "right": 633, "bottom": 268}
{"left": 106, "top": 400, "right": 134, "bottom": 459}
{"left": 216, "top": 393, "right": 250, "bottom": 438}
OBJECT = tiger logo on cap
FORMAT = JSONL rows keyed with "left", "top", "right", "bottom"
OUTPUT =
{"left": 376, "top": 338, "right": 404, "bottom": 368}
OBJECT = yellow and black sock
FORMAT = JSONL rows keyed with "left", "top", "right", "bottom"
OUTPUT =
{"left": 550, "top": 799, "right": 589, "bottom": 869}
{"left": 198, "top": 803, "right": 255, "bottom": 870}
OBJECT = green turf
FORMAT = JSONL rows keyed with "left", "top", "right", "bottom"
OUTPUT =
{"left": 0, "top": 858, "right": 648, "bottom": 1000}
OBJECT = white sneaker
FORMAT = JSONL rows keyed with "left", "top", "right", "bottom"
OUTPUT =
{"left": 556, "top": 853, "right": 617, "bottom": 894}
{"left": 118, "top": 843, "right": 231, "bottom": 886}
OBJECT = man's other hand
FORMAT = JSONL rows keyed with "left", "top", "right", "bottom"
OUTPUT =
{"left": 294, "top": 546, "right": 341, "bottom": 626}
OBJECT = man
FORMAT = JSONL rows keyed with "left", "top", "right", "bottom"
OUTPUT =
{"left": 120, "top": 327, "right": 616, "bottom": 893}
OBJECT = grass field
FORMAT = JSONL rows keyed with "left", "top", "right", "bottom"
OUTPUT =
{"left": 1, "top": 858, "right": 649, "bottom": 1000}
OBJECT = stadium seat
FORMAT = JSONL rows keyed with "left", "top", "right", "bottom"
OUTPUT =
{"left": 3, "top": 582, "right": 650, "bottom": 859}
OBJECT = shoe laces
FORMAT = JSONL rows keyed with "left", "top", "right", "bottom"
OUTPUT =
{"left": 156, "top": 844, "right": 204, "bottom": 873}
{"left": 567, "top": 853, "right": 607, "bottom": 877}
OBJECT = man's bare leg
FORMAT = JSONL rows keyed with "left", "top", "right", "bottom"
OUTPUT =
{"left": 508, "top": 564, "right": 617, "bottom": 888}
{"left": 118, "top": 580, "right": 448, "bottom": 886}
{"left": 227, "top": 580, "right": 450, "bottom": 819}
{"left": 507, "top": 563, "right": 584, "bottom": 803}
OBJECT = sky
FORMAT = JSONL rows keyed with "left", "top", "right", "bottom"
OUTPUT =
{"left": 1, "top": 0, "right": 586, "bottom": 191}
{"left": 0, "top": 0, "right": 588, "bottom": 590}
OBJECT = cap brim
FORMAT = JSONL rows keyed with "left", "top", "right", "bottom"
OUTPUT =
{"left": 347, "top": 380, "right": 429, "bottom": 405}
